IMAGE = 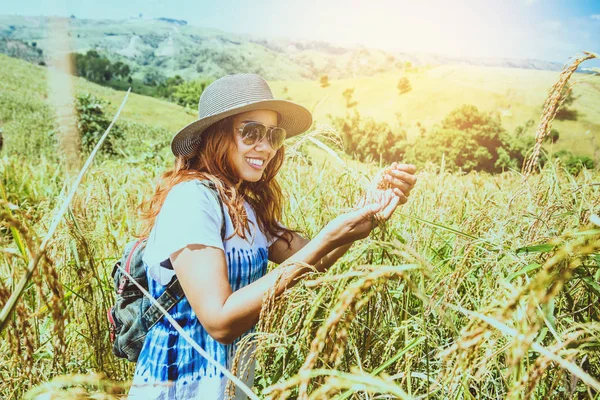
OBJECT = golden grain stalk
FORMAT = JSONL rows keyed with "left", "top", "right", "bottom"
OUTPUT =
{"left": 522, "top": 51, "right": 598, "bottom": 177}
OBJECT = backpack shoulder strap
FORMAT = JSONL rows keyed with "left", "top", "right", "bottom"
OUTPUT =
{"left": 141, "top": 179, "right": 227, "bottom": 330}
{"left": 141, "top": 275, "right": 184, "bottom": 330}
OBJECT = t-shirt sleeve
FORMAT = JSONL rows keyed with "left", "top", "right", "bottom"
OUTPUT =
{"left": 266, "top": 221, "right": 287, "bottom": 247}
{"left": 143, "top": 180, "right": 225, "bottom": 285}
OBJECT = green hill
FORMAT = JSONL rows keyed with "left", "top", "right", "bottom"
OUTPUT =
{"left": 0, "top": 53, "right": 194, "bottom": 156}
{"left": 1, "top": 52, "right": 598, "bottom": 163}
{"left": 0, "top": 15, "right": 314, "bottom": 81}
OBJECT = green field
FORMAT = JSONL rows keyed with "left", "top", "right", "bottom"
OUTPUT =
{"left": 270, "top": 65, "right": 600, "bottom": 157}
{"left": 0, "top": 53, "right": 599, "bottom": 399}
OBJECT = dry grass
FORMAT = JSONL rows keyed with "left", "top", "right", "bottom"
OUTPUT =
{"left": 1, "top": 141, "right": 599, "bottom": 399}
{"left": 523, "top": 52, "right": 599, "bottom": 177}
{"left": 1, "top": 52, "right": 599, "bottom": 399}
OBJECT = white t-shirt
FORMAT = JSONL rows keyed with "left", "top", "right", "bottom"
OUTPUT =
{"left": 129, "top": 180, "right": 279, "bottom": 400}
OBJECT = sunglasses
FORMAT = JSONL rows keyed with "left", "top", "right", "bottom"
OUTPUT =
{"left": 237, "top": 122, "right": 287, "bottom": 150}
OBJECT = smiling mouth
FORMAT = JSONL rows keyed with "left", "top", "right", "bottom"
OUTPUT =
{"left": 245, "top": 157, "right": 265, "bottom": 168}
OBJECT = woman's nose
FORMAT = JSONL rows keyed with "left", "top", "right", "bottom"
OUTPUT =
{"left": 254, "top": 135, "right": 274, "bottom": 153}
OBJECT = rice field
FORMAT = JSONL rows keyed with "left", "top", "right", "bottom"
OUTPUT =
{"left": 0, "top": 53, "right": 599, "bottom": 399}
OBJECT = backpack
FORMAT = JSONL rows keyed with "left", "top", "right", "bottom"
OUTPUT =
{"left": 107, "top": 180, "right": 226, "bottom": 362}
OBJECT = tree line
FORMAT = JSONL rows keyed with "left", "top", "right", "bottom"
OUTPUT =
{"left": 329, "top": 104, "right": 594, "bottom": 174}
{"left": 70, "top": 50, "right": 211, "bottom": 108}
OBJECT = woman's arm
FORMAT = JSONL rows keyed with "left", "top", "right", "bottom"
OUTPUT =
{"left": 268, "top": 163, "right": 417, "bottom": 267}
{"left": 269, "top": 232, "right": 353, "bottom": 272}
{"left": 268, "top": 163, "right": 417, "bottom": 269}
{"left": 171, "top": 199, "right": 393, "bottom": 345}
{"left": 171, "top": 227, "right": 335, "bottom": 345}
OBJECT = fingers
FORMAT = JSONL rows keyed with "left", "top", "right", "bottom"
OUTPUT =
{"left": 393, "top": 190, "right": 408, "bottom": 204}
{"left": 394, "top": 163, "right": 417, "bottom": 175}
{"left": 360, "top": 162, "right": 417, "bottom": 217}
{"left": 366, "top": 187, "right": 388, "bottom": 206}
{"left": 357, "top": 201, "right": 383, "bottom": 220}
{"left": 385, "top": 175, "right": 413, "bottom": 196}
{"left": 386, "top": 169, "right": 417, "bottom": 187}
{"left": 372, "top": 190, "right": 396, "bottom": 221}
{"left": 370, "top": 188, "right": 406, "bottom": 223}
{"left": 357, "top": 190, "right": 392, "bottom": 222}
{"left": 377, "top": 194, "right": 400, "bottom": 221}
{"left": 384, "top": 164, "right": 417, "bottom": 198}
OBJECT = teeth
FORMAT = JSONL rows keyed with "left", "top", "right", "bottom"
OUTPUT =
{"left": 246, "top": 158, "right": 264, "bottom": 166}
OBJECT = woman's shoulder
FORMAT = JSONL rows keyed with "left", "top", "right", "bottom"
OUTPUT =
{"left": 169, "top": 179, "right": 216, "bottom": 196}
{"left": 165, "top": 179, "right": 221, "bottom": 208}
{"left": 154, "top": 179, "right": 225, "bottom": 229}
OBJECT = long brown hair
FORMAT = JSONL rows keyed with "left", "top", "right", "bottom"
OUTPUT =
{"left": 138, "top": 115, "right": 296, "bottom": 249}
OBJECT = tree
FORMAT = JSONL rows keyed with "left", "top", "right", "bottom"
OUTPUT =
{"left": 514, "top": 119, "right": 535, "bottom": 137}
{"left": 546, "top": 129, "right": 559, "bottom": 143}
{"left": 156, "top": 75, "right": 185, "bottom": 99}
{"left": 171, "top": 79, "right": 213, "bottom": 107}
{"left": 342, "top": 88, "right": 358, "bottom": 108}
{"left": 111, "top": 62, "right": 131, "bottom": 79}
{"left": 71, "top": 51, "right": 131, "bottom": 84}
{"left": 75, "top": 93, "right": 123, "bottom": 155}
{"left": 565, "top": 155, "right": 594, "bottom": 175}
{"left": 555, "top": 86, "right": 580, "bottom": 121}
{"left": 404, "top": 105, "right": 530, "bottom": 173}
{"left": 414, "top": 121, "right": 425, "bottom": 137}
{"left": 329, "top": 109, "right": 407, "bottom": 164}
{"left": 397, "top": 77, "right": 412, "bottom": 94}
{"left": 553, "top": 150, "right": 594, "bottom": 175}
{"left": 72, "top": 50, "right": 109, "bottom": 82}
{"left": 320, "top": 75, "right": 330, "bottom": 88}
{"left": 143, "top": 69, "right": 167, "bottom": 87}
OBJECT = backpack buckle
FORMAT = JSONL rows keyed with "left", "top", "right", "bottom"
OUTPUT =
{"left": 117, "top": 276, "right": 128, "bottom": 294}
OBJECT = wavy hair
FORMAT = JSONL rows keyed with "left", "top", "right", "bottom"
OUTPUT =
{"left": 138, "top": 115, "right": 296, "bottom": 249}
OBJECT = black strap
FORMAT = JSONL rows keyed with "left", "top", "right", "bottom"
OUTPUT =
{"left": 141, "top": 275, "right": 185, "bottom": 329}
{"left": 143, "top": 179, "right": 227, "bottom": 329}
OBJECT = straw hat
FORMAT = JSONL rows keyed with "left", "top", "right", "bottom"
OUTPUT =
{"left": 170, "top": 73, "right": 313, "bottom": 156}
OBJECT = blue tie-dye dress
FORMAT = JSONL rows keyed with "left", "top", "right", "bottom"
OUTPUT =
{"left": 128, "top": 180, "right": 277, "bottom": 399}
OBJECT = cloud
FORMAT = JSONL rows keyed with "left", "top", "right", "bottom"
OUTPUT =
{"left": 591, "top": 14, "right": 600, "bottom": 21}
{"left": 525, "top": 0, "right": 539, "bottom": 5}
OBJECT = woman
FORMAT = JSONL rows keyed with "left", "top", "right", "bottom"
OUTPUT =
{"left": 128, "top": 73, "right": 417, "bottom": 399}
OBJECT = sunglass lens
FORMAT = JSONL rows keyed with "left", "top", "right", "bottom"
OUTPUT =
{"left": 269, "top": 127, "right": 286, "bottom": 149}
{"left": 242, "top": 123, "right": 265, "bottom": 145}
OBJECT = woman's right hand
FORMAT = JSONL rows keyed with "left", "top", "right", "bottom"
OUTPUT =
{"left": 324, "top": 189, "right": 400, "bottom": 248}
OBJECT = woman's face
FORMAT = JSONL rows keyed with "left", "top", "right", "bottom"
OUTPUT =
{"left": 230, "top": 109, "right": 280, "bottom": 183}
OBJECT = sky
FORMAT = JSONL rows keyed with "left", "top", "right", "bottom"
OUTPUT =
{"left": 3, "top": 0, "right": 600, "bottom": 67}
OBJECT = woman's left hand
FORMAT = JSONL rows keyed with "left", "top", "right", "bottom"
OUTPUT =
{"left": 381, "top": 162, "right": 417, "bottom": 204}
{"left": 327, "top": 190, "right": 400, "bottom": 247}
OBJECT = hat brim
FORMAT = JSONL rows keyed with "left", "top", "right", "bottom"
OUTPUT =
{"left": 171, "top": 99, "right": 313, "bottom": 157}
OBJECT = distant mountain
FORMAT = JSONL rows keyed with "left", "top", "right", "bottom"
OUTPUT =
{"left": 0, "top": 15, "right": 568, "bottom": 82}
